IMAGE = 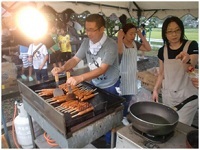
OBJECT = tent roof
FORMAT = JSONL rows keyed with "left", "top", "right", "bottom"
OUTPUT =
{"left": 129, "top": 1, "right": 198, "bottom": 19}
{"left": 2, "top": 1, "right": 199, "bottom": 19}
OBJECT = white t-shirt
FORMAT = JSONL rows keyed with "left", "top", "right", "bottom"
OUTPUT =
{"left": 28, "top": 43, "right": 48, "bottom": 69}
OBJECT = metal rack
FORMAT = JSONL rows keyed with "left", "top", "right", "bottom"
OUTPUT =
{"left": 23, "top": 100, "right": 123, "bottom": 148}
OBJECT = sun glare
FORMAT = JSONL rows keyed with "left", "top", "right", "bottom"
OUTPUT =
{"left": 16, "top": 7, "right": 48, "bottom": 40}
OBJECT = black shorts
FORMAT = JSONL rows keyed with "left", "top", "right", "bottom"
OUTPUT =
{"left": 34, "top": 69, "right": 49, "bottom": 81}
{"left": 50, "top": 51, "right": 61, "bottom": 64}
{"left": 60, "top": 52, "right": 72, "bottom": 62}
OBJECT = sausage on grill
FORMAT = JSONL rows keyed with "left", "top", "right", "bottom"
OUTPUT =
{"left": 72, "top": 106, "right": 94, "bottom": 118}
{"left": 80, "top": 93, "right": 99, "bottom": 101}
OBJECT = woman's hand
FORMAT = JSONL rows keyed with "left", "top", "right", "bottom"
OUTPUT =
{"left": 176, "top": 51, "right": 190, "bottom": 64}
{"left": 117, "top": 29, "right": 125, "bottom": 40}
{"left": 136, "top": 28, "right": 143, "bottom": 38}
{"left": 191, "top": 78, "right": 198, "bottom": 88}
{"left": 152, "top": 89, "right": 159, "bottom": 102}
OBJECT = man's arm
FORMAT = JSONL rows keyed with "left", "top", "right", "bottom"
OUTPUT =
{"left": 51, "top": 56, "right": 80, "bottom": 76}
{"left": 61, "top": 56, "right": 80, "bottom": 72}
{"left": 67, "top": 63, "right": 109, "bottom": 85}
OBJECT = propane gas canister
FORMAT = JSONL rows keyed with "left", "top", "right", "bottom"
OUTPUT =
{"left": 14, "top": 102, "right": 43, "bottom": 149}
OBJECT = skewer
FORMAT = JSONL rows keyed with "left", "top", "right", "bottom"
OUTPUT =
{"left": 68, "top": 108, "right": 77, "bottom": 113}
{"left": 57, "top": 107, "right": 68, "bottom": 111}
{"left": 56, "top": 105, "right": 70, "bottom": 111}
{"left": 62, "top": 106, "right": 77, "bottom": 113}
{"left": 60, "top": 108, "right": 71, "bottom": 112}
{"left": 35, "top": 89, "right": 44, "bottom": 92}
{"left": 61, "top": 109, "right": 69, "bottom": 113}
{"left": 49, "top": 98, "right": 67, "bottom": 104}
{"left": 91, "top": 88, "right": 97, "bottom": 92}
{"left": 46, "top": 99, "right": 55, "bottom": 103}
{"left": 49, "top": 101, "right": 62, "bottom": 104}
{"left": 62, "top": 107, "right": 72, "bottom": 113}
{"left": 45, "top": 98, "right": 54, "bottom": 102}
{"left": 70, "top": 110, "right": 78, "bottom": 114}
{"left": 76, "top": 83, "right": 83, "bottom": 88}
{"left": 55, "top": 106, "right": 64, "bottom": 110}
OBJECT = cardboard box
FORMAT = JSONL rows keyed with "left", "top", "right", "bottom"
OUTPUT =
{"left": 137, "top": 71, "right": 157, "bottom": 85}
{"left": 2, "top": 62, "right": 17, "bottom": 84}
{"left": 137, "top": 68, "right": 159, "bottom": 91}
{"left": 141, "top": 81, "right": 155, "bottom": 92}
{"left": 2, "top": 79, "right": 18, "bottom": 89}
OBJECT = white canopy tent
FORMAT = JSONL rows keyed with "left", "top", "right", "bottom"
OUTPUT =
{"left": 2, "top": 1, "right": 199, "bottom": 19}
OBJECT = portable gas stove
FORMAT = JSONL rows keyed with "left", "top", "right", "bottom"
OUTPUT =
{"left": 116, "top": 122, "right": 197, "bottom": 148}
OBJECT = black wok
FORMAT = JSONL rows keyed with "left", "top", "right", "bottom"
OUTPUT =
{"left": 130, "top": 95, "right": 198, "bottom": 136}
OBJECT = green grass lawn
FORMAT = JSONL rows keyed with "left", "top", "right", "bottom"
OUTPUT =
{"left": 147, "top": 28, "right": 198, "bottom": 41}
{"left": 144, "top": 28, "right": 198, "bottom": 57}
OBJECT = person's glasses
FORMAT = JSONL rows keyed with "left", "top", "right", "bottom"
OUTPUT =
{"left": 166, "top": 29, "right": 181, "bottom": 35}
{"left": 85, "top": 27, "right": 101, "bottom": 33}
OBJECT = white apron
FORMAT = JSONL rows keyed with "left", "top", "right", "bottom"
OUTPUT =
{"left": 120, "top": 41, "right": 138, "bottom": 95}
{"left": 162, "top": 41, "right": 198, "bottom": 126}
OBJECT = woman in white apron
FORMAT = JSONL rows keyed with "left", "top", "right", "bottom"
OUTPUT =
{"left": 118, "top": 23, "right": 151, "bottom": 125}
{"left": 152, "top": 16, "right": 198, "bottom": 126}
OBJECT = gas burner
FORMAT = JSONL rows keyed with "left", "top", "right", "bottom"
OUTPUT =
{"left": 132, "top": 126, "right": 174, "bottom": 143}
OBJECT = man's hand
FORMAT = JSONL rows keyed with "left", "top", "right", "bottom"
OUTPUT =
{"left": 51, "top": 67, "right": 63, "bottom": 76}
{"left": 66, "top": 75, "right": 84, "bottom": 86}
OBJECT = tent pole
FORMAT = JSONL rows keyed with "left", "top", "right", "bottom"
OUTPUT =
{"left": 2, "top": 2, "right": 18, "bottom": 16}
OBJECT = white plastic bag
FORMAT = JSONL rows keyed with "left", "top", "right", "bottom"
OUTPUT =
{"left": 136, "top": 87, "right": 152, "bottom": 102}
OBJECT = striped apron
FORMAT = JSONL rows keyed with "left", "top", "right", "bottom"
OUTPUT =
{"left": 119, "top": 41, "right": 138, "bottom": 95}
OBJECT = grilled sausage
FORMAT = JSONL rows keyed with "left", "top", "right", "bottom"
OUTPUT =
{"left": 80, "top": 93, "right": 99, "bottom": 101}
{"left": 72, "top": 106, "right": 94, "bottom": 118}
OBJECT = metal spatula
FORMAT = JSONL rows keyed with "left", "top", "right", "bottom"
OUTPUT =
{"left": 66, "top": 71, "right": 76, "bottom": 99}
{"left": 53, "top": 74, "right": 64, "bottom": 97}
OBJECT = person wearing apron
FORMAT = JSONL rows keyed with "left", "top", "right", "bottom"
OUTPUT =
{"left": 152, "top": 16, "right": 198, "bottom": 126}
{"left": 117, "top": 23, "right": 151, "bottom": 125}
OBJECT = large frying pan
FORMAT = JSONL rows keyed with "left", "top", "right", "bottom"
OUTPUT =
{"left": 130, "top": 95, "right": 198, "bottom": 136}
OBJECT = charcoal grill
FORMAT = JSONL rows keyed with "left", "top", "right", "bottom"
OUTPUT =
{"left": 17, "top": 76, "right": 125, "bottom": 148}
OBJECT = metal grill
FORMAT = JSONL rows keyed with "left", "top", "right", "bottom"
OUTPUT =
{"left": 17, "top": 76, "right": 124, "bottom": 138}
